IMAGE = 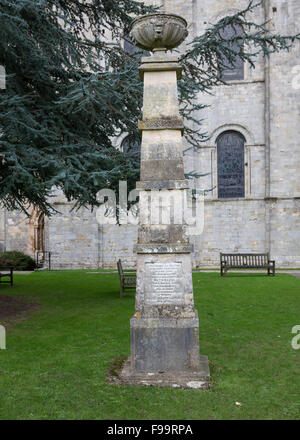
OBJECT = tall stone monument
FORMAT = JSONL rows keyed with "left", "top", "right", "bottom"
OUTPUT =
{"left": 120, "top": 13, "right": 210, "bottom": 389}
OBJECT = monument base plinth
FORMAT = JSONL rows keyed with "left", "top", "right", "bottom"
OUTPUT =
{"left": 129, "top": 316, "right": 202, "bottom": 371}
{"left": 117, "top": 315, "right": 210, "bottom": 389}
{"left": 119, "top": 355, "right": 210, "bottom": 389}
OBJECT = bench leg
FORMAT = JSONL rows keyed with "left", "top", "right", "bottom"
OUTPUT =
{"left": 221, "top": 265, "right": 227, "bottom": 276}
{"left": 268, "top": 266, "right": 275, "bottom": 276}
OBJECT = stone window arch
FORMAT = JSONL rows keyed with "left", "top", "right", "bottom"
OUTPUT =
{"left": 218, "top": 23, "right": 244, "bottom": 81}
{"left": 124, "top": 34, "right": 138, "bottom": 56}
{"left": 123, "top": 33, "right": 149, "bottom": 58}
{"left": 121, "top": 135, "right": 141, "bottom": 157}
{"left": 217, "top": 131, "right": 245, "bottom": 199}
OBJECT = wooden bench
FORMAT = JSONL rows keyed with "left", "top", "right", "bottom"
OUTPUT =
{"left": 117, "top": 259, "right": 136, "bottom": 298}
{"left": 220, "top": 253, "right": 275, "bottom": 276}
{"left": 0, "top": 267, "right": 14, "bottom": 286}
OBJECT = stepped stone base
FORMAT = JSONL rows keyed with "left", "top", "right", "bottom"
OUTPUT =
{"left": 119, "top": 355, "right": 210, "bottom": 389}
{"left": 117, "top": 316, "right": 210, "bottom": 389}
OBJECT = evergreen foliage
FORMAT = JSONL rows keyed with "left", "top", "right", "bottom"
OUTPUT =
{"left": 0, "top": 250, "right": 36, "bottom": 270}
{"left": 0, "top": 0, "right": 299, "bottom": 214}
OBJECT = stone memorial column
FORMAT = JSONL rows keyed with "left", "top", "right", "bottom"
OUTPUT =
{"left": 120, "top": 13, "right": 210, "bottom": 389}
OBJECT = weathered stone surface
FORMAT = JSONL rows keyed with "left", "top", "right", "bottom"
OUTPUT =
{"left": 138, "top": 224, "right": 189, "bottom": 244}
{"left": 140, "top": 159, "right": 185, "bottom": 181}
{"left": 138, "top": 116, "right": 184, "bottom": 133}
{"left": 134, "top": 243, "right": 193, "bottom": 254}
{"left": 129, "top": 316, "right": 200, "bottom": 371}
{"left": 144, "top": 261, "right": 184, "bottom": 304}
{"left": 135, "top": 253, "right": 195, "bottom": 318}
{"left": 140, "top": 130, "right": 185, "bottom": 181}
{"left": 130, "top": 13, "right": 188, "bottom": 52}
{"left": 139, "top": 61, "right": 183, "bottom": 81}
{"left": 119, "top": 354, "right": 210, "bottom": 389}
{"left": 142, "top": 71, "right": 181, "bottom": 119}
{"left": 136, "top": 179, "right": 189, "bottom": 191}
{"left": 139, "top": 52, "right": 183, "bottom": 80}
{"left": 137, "top": 188, "right": 193, "bottom": 228}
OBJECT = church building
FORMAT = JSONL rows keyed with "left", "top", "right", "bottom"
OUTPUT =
{"left": 0, "top": 0, "right": 299, "bottom": 269}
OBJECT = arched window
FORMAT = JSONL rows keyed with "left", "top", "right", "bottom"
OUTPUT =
{"left": 218, "top": 23, "right": 244, "bottom": 81}
{"left": 121, "top": 135, "right": 141, "bottom": 157}
{"left": 124, "top": 33, "right": 149, "bottom": 59}
{"left": 124, "top": 34, "right": 138, "bottom": 56}
{"left": 217, "top": 131, "right": 245, "bottom": 198}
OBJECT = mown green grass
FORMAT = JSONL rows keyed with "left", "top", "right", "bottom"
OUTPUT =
{"left": 0, "top": 271, "right": 299, "bottom": 420}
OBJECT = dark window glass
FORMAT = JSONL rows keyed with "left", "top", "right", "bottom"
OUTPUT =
{"left": 121, "top": 135, "right": 141, "bottom": 157}
{"left": 124, "top": 34, "right": 149, "bottom": 59}
{"left": 124, "top": 35, "right": 138, "bottom": 56}
{"left": 218, "top": 23, "right": 244, "bottom": 81}
{"left": 217, "top": 131, "right": 245, "bottom": 198}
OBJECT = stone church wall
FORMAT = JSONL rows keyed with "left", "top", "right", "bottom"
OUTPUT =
{"left": 267, "top": 0, "right": 300, "bottom": 266}
{"left": 100, "top": 225, "right": 138, "bottom": 268}
{"left": 0, "top": 210, "right": 30, "bottom": 255}
{"left": 270, "top": 199, "right": 300, "bottom": 267}
{"left": 47, "top": 191, "right": 99, "bottom": 269}
{"left": 0, "top": 0, "right": 299, "bottom": 269}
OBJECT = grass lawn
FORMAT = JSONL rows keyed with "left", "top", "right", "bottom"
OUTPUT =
{"left": 0, "top": 270, "right": 299, "bottom": 420}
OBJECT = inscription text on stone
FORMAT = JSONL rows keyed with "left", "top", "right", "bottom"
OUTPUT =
{"left": 145, "top": 262, "right": 184, "bottom": 304}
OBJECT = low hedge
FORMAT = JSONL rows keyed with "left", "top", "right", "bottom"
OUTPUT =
{"left": 0, "top": 251, "right": 36, "bottom": 271}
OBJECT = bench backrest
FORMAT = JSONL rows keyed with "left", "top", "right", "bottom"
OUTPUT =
{"left": 220, "top": 253, "right": 269, "bottom": 267}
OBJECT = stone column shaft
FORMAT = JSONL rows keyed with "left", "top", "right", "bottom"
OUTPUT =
{"left": 120, "top": 13, "right": 209, "bottom": 388}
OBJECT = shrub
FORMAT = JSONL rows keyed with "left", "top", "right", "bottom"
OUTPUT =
{"left": 0, "top": 251, "right": 36, "bottom": 271}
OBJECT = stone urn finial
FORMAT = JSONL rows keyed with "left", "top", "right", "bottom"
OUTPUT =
{"left": 129, "top": 13, "right": 188, "bottom": 53}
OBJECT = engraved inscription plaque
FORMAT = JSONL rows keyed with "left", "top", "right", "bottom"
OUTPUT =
{"left": 144, "top": 262, "right": 184, "bottom": 305}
